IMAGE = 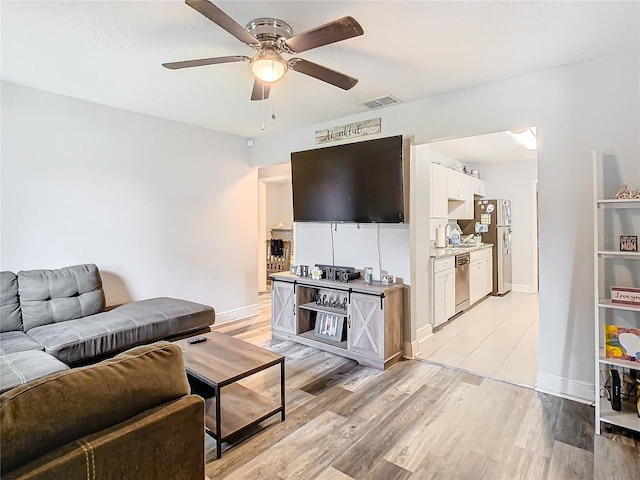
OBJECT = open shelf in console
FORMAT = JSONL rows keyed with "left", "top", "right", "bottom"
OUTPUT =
{"left": 299, "top": 302, "right": 348, "bottom": 317}
{"left": 296, "top": 284, "right": 349, "bottom": 347}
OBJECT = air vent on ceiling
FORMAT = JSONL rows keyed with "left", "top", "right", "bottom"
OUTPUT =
{"left": 359, "top": 95, "right": 401, "bottom": 109}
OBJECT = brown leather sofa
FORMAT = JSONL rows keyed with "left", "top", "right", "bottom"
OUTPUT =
{"left": 0, "top": 341, "right": 205, "bottom": 480}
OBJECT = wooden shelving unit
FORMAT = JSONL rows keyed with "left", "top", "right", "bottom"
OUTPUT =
{"left": 592, "top": 151, "right": 640, "bottom": 436}
{"left": 270, "top": 272, "right": 405, "bottom": 370}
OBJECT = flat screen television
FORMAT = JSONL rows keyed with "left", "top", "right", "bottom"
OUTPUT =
{"left": 291, "top": 135, "right": 405, "bottom": 223}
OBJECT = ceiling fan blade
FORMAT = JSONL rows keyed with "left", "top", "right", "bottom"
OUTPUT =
{"left": 284, "top": 16, "right": 363, "bottom": 54}
{"left": 289, "top": 59, "right": 358, "bottom": 90}
{"left": 162, "top": 55, "right": 248, "bottom": 70}
{"left": 251, "top": 79, "right": 271, "bottom": 101}
{"left": 185, "top": 0, "right": 259, "bottom": 45}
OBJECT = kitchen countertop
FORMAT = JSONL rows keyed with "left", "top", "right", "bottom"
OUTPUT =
{"left": 431, "top": 243, "right": 493, "bottom": 259}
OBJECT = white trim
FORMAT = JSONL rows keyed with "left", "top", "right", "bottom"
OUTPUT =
{"left": 215, "top": 304, "right": 261, "bottom": 324}
{"left": 417, "top": 324, "right": 433, "bottom": 344}
{"left": 512, "top": 283, "right": 538, "bottom": 294}
{"left": 531, "top": 179, "right": 539, "bottom": 292}
{"left": 258, "top": 179, "right": 267, "bottom": 293}
{"left": 535, "top": 372, "right": 595, "bottom": 404}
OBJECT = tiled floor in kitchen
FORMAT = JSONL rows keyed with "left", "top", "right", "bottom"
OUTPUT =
{"left": 418, "top": 292, "right": 539, "bottom": 387}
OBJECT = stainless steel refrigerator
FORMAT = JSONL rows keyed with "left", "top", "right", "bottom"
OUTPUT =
{"left": 475, "top": 199, "right": 512, "bottom": 295}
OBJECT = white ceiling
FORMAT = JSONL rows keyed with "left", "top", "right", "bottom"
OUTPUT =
{"left": 2, "top": 1, "right": 638, "bottom": 139}
{"left": 430, "top": 129, "right": 537, "bottom": 164}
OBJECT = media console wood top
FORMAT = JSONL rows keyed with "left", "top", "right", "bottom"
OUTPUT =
{"left": 269, "top": 272, "right": 404, "bottom": 296}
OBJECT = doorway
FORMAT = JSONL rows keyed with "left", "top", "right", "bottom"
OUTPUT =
{"left": 417, "top": 128, "right": 540, "bottom": 388}
{"left": 257, "top": 164, "right": 293, "bottom": 294}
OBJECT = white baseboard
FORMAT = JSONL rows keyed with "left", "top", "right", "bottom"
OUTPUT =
{"left": 215, "top": 304, "right": 261, "bottom": 324}
{"left": 535, "top": 372, "right": 595, "bottom": 404}
{"left": 512, "top": 283, "right": 538, "bottom": 294}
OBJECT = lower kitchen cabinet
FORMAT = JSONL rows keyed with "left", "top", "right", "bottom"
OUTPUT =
{"left": 469, "top": 248, "right": 493, "bottom": 305}
{"left": 433, "top": 265, "right": 455, "bottom": 327}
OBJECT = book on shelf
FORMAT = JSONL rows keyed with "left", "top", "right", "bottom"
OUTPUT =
{"left": 605, "top": 325, "right": 640, "bottom": 362}
{"left": 611, "top": 286, "right": 640, "bottom": 306}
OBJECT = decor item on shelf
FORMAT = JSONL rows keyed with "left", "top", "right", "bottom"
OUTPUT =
{"left": 317, "top": 264, "right": 361, "bottom": 283}
{"left": 311, "top": 266, "right": 324, "bottom": 280}
{"left": 610, "top": 368, "right": 622, "bottom": 411}
{"left": 364, "top": 267, "right": 373, "bottom": 284}
{"left": 620, "top": 235, "right": 638, "bottom": 252}
{"left": 314, "top": 312, "right": 346, "bottom": 341}
{"left": 605, "top": 325, "right": 640, "bottom": 362}
{"left": 290, "top": 265, "right": 297, "bottom": 274}
{"left": 611, "top": 286, "right": 640, "bottom": 306}
{"left": 381, "top": 274, "right": 394, "bottom": 285}
{"left": 614, "top": 185, "right": 640, "bottom": 199}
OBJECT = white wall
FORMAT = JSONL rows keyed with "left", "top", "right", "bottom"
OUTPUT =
{"left": 1, "top": 82, "right": 259, "bottom": 321}
{"left": 266, "top": 183, "right": 293, "bottom": 235}
{"left": 250, "top": 50, "right": 640, "bottom": 401}
{"left": 469, "top": 159, "right": 538, "bottom": 292}
{"left": 295, "top": 223, "right": 410, "bottom": 285}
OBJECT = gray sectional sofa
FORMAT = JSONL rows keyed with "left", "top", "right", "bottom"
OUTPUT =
{"left": 0, "top": 264, "right": 215, "bottom": 393}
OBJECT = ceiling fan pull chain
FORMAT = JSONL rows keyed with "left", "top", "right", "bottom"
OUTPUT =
{"left": 261, "top": 82, "right": 266, "bottom": 130}
{"left": 272, "top": 88, "right": 276, "bottom": 120}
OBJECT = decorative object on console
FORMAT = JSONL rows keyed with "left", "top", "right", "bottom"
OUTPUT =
{"left": 316, "top": 264, "right": 361, "bottom": 283}
{"left": 311, "top": 266, "right": 324, "bottom": 280}
{"left": 614, "top": 185, "right": 640, "bottom": 199}
{"left": 381, "top": 274, "right": 394, "bottom": 285}
{"left": 619, "top": 235, "right": 638, "bottom": 252}
{"left": 611, "top": 286, "right": 640, "bottom": 306}
{"left": 364, "top": 267, "right": 373, "bottom": 284}
{"left": 605, "top": 325, "right": 640, "bottom": 362}
{"left": 314, "top": 313, "right": 346, "bottom": 341}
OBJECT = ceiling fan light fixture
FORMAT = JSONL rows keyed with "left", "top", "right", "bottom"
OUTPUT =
{"left": 250, "top": 49, "right": 288, "bottom": 83}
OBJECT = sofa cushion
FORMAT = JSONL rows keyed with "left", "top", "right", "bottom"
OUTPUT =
{"left": 0, "top": 350, "right": 69, "bottom": 395}
{"left": 18, "top": 264, "right": 105, "bottom": 331}
{"left": 0, "top": 342, "right": 190, "bottom": 475}
{"left": 0, "top": 271, "right": 22, "bottom": 333}
{"left": 0, "top": 331, "right": 44, "bottom": 355}
{"left": 27, "top": 297, "right": 215, "bottom": 365}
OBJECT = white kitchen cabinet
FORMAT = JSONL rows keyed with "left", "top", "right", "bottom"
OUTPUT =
{"left": 470, "top": 248, "right": 493, "bottom": 305}
{"left": 430, "top": 163, "right": 449, "bottom": 218}
{"left": 447, "top": 169, "right": 467, "bottom": 201}
{"left": 472, "top": 177, "right": 486, "bottom": 197}
{"left": 433, "top": 259, "right": 455, "bottom": 327}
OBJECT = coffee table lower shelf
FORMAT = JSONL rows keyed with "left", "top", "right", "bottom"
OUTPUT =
{"left": 203, "top": 383, "right": 283, "bottom": 440}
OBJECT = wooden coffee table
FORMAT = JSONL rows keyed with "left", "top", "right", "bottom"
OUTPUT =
{"left": 173, "top": 331, "right": 285, "bottom": 459}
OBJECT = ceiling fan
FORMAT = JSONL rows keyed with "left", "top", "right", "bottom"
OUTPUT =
{"left": 163, "top": 0, "right": 364, "bottom": 101}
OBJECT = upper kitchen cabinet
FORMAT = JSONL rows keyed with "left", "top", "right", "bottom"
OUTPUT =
{"left": 430, "top": 163, "right": 449, "bottom": 218}
{"left": 447, "top": 169, "right": 485, "bottom": 220}
{"left": 447, "top": 169, "right": 468, "bottom": 201}
{"left": 471, "top": 177, "right": 485, "bottom": 197}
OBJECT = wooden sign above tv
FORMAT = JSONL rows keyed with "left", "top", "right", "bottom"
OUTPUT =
{"left": 315, "top": 118, "right": 381, "bottom": 145}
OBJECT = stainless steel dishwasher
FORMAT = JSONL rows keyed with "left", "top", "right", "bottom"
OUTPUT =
{"left": 455, "top": 253, "right": 470, "bottom": 314}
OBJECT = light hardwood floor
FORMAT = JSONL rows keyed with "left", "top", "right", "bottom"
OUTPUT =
{"left": 204, "top": 293, "right": 639, "bottom": 479}
{"left": 419, "top": 292, "right": 539, "bottom": 387}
